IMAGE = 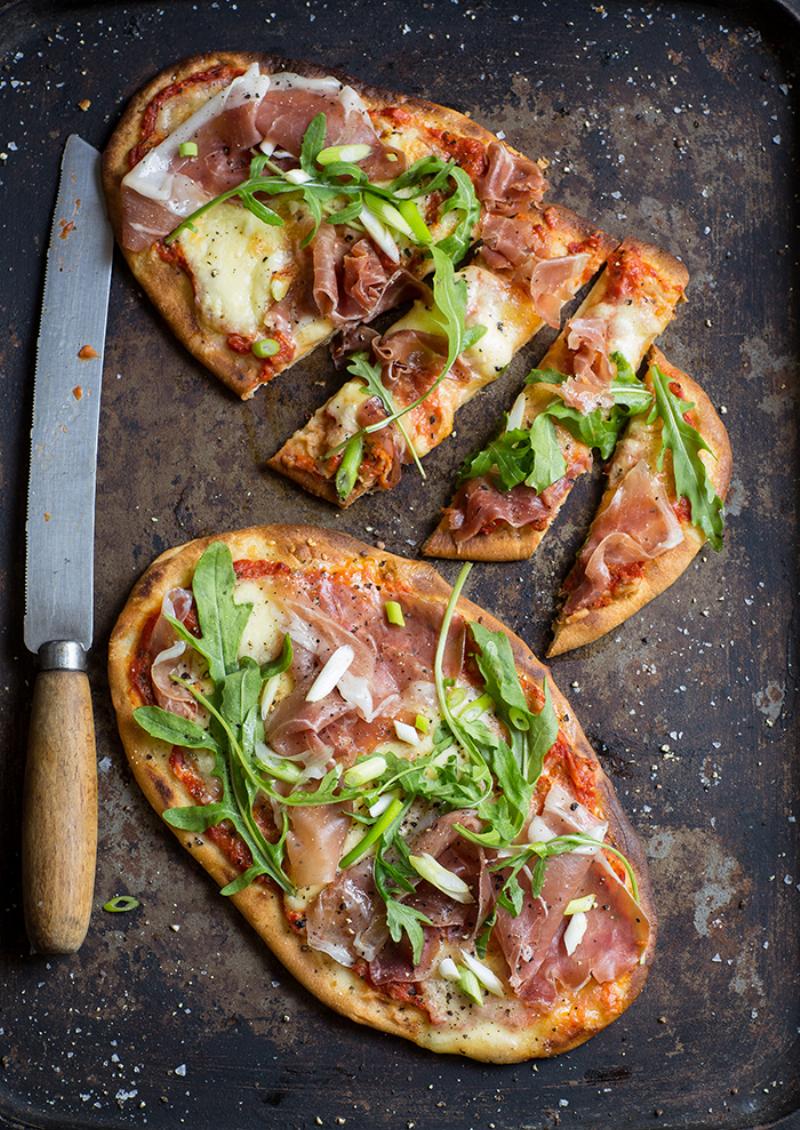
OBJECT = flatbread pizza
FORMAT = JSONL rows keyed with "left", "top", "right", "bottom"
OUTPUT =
{"left": 108, "top": 525, "right": 655, "bottom": 1061}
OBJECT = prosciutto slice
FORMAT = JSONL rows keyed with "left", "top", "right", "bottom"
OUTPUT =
{"left": 478, "top": 214, "right": 589, "bottom": 329}
{"left": 563, "top": 459, "right": 684, "bottom": 615}
{"left": 256, "top": 76, "right": 403, "bottom": 179}
{"left": 519, "top": 855, "right": 650, "bottom": 1006}
{"left": 305, "top": 858, "right": 388, "bottom": 966}
{"left": 148, "top": 588, "right": 199, "bottom": 720}
{"left": 560, "top": 315, "right": 616, "bottom": 413}
{"left": 476, "top": 142, "right": 545, "bottom": 216}
{"left": 285, "top": 803, "right": 351, "bottom": 888}
{"left": 264, "top": 572, "right": 464, "bottom": 764}
{"left": 311, "top": 226, "right": 420, "bottom": 325}
{"left": 494, "top": 783, "right": 607, "bottom": 998}
{"left": 445, "top": 447, "right": 593, "bottom": 543}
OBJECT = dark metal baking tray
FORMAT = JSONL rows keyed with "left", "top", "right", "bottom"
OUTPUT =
{"left": 1, "top": 0, "right": 798, "bottom": 1126}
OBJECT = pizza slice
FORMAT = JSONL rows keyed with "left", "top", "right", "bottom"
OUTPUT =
{"left": 267, "top": 207, "right": 615, "bottom": 505}
{"left": 423, "top": 239, "right": 689, "bottom": 560}
{"left": 103, "top": 53, "right": 546, "bottom": 399}
{"left": 109, "top": 525, "right": 655, "bottom": 1062}
{"left": 548, "top": 347, "right": 731, "bottom": 656}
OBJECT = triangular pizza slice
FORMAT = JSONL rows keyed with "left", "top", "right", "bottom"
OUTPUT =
{"left": 423, "top": 239, "right": 688, "bottom": 560}
{"left": 548, "top": 347, "right": 731, "bottom": 656}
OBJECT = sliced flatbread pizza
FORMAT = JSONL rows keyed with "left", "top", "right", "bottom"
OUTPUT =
{"left": 103, "top": 53, "right": 546, "bottom": 399}
{"left": 548, "top": 347, "right": 731, "bottom": 656}
{"left": 423, "top": 239, "right": 689, "bottom": 560}
{"left": 267, "top": 208, "right": 615, "bottom": 505}
{"left": 108, "top": 525, "right": 655, "bottom": 1062}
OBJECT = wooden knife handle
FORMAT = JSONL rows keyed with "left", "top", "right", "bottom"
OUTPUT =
{"left": 23, "top": 665, "right": 98, "bottom": 953}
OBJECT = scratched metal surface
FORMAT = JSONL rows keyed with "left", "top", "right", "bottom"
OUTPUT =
{"left": 0, "top": 0, "right": 798, "bottom": 1127}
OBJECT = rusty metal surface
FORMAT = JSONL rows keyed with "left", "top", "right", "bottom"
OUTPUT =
{"left": 0, "top": 0, "right": 798, "bottom": 1126}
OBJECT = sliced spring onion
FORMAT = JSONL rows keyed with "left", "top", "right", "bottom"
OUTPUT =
{"left": 344, "top": 754, "right": 387, "bottom": 788}
{"left": 255, "top": 755, "right": 303, "bottom": 785}
{"left": 457, "top": 692, "right": 493, "bottom": 719}
{"left": 270, "top": 276, "right": 290, "bottom": 302}
{"left": 252, "top": 337, "right": 280, "bottom": 359}
{"left": 393, "top": 719, "right": 420, "bottom": 746}
{"left": 368, "top": 792, "right": 397, "bottom": 819}
{"left": 414, "top": 714, "right": 429, "bottom": 734}
{"left": 317, "top": 142, "right": 372, "bottom": 165}
{"left": 438, "top": 956, "right": 460, "bottom": 982}
{"left": 178, "top": 141, "right": 198, "bottom": 158}
{"left": 336, "top": 433, "right": 363, "bottom": 500}
{"left": 359, "top": 207, "right": 400, "bottom": 263}
{"left": 364, "top": 195, "right": 415, "bottom": 239}
{"left": 459, "top": 949, "right": 504, "bottom": 997}
{"left": 385, "top": 600, "right": 405, "bottom": 627}
{"left": 396, "top": 198, "right": 432, "bottom": 244}
{"left": 103, "top": 896, "right": 140, "bottom": 913}
{"left": 284, "top": 167, "right": 313, "bottom": 185}
{"left": 260, "top": 675, "right": 281, "bottom": 720}
{"left": 306, "top": 645, "right": 355, "bottom": 703}
{"left": 505, "top": 391, "right": 527, "bottom": 432}
{"left": 447, "top": 686, "right": 467, "bottom": 711}
{"left": 457, "top": 965, "right": 483, "bottom": 1006}
{"left": 564, "top": 893, "right": 597, "bottom": 916}
{"left": 339, "top": 797, "right": 404, "bottom": 869}
{"left": 563, "top": 910, "right": 588, "bottom": 956}
{"left": 409, "top": 852, "right": 474, "bottom": 904}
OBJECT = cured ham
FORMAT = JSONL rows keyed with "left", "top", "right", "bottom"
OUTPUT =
{"left": 529, "top": 254, "right": 590, "bottom": 329}
{"left": 147, "top": 588, "right": 199, "bottom": 720}
{"left": 478, "top": 214, "right": 589, "bottom": 329}
{"left": 494, "top": 783, "right": 608, "bottom": 998}
{"left": 563, "top": 459, "right": 684, "bottom": 615}
{"left": 444, "top": 447, "right": 593, "bottom": 543}
{"left": 476, "top": 142, "right": 545, "bottom": 216}
{"left": 561, "top": 315, "right": 616, "bottom": 412}
{"left": 306, "top": 858, "right": 388, "bottom": 966}
{"left": 263, "top": 573, "right": 464, "bottom": 765}
{"left": 311, "top": 226, "right": 420, "bottom": 324}
{"left": 285, "top": 803, "right": 351, "bottom": 888}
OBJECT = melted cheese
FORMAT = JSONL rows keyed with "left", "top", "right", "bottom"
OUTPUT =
{"left": 462, "top": 266, "right": 523, "bottom": 380}
{"left": 234, "top": 578, "right": 286, "bottom": 662}
{"left": 592, "top": 298, "right": 666, "bottom": 367}
{"left": 178, "top": 203, "right": 296, "bottom": 337}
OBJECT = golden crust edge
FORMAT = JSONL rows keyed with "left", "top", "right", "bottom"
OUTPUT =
{"left": 108, "top": 523, "right": 656, "bottom": 1061}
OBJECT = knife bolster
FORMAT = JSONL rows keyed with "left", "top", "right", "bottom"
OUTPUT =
{"left": 39, "top": 640, "right": 88, "bottom": 672}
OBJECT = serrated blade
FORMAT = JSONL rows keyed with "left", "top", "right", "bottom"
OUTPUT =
{"left": 24, "top": 135, "right": 113, "bottom": 655}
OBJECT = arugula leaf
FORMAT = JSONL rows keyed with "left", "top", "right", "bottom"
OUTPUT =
{"left": 650, "top": 364, "right": 725, "bottom": 550}
{"left": 167, "top": 542, "right": 252, "bottom": 684}
{"left": 373, "top": 838, "right": 432, "bottom": 965}
{"left": 434, "top": 165, "right": 482, "bottom": 263}
{"left": 385, "top": 901, "right": 431, "bottom": 966}
{"left": 459, "top": 352, "right": 654, "bottom": 489}
{"left": 299, "top": 111, "right": 327, "bottom": 175}
{"left": 221, "top": 656, "right": 262, "bottom": 726}
{"left": 262, "top": 634, "right": 293, "bottom": 680}
{"left": 469, "top": 622, "right": 558, "bottom": 786}
{"left": 132, "top": 705, "right": 220, "bottom": 753}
